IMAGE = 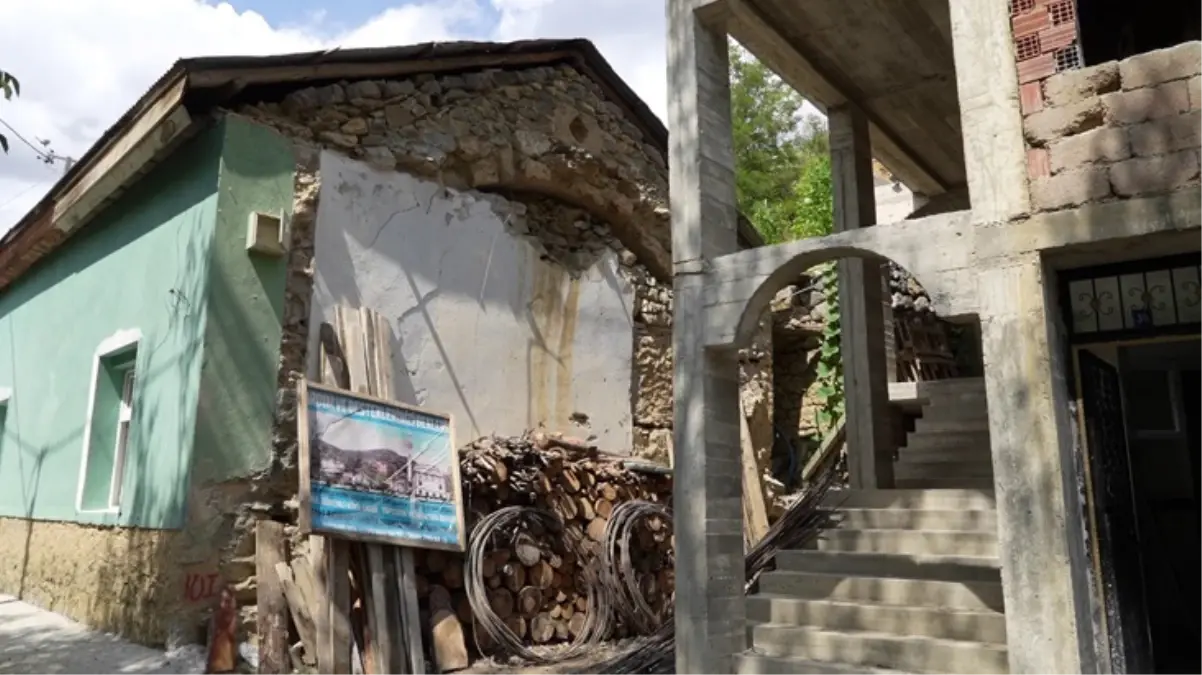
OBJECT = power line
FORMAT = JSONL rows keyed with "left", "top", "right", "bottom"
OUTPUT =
{"left": 0, "top": 116, "right": 72, "bottom": 167}
{"left": 0, "top": 179, "right": 48, "bottom": 211}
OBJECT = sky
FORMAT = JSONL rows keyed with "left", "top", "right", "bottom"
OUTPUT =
{"left": 0, "top": 0, "right": 672, "bottom": 234}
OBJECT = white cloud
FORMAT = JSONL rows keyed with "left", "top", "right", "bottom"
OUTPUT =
{"left": 0, "top": 0, "right": 670, "bottom": 235}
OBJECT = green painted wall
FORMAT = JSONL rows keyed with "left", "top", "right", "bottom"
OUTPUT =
{"left": 0, "top": 128, "right": 223, "bottom": 529}
{"left": 190, "top": 116, "right": 295, "bottom": 485}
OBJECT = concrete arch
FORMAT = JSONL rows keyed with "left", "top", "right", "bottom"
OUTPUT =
{"left": 703, "top": 211, "right": 978, "bottom": 349}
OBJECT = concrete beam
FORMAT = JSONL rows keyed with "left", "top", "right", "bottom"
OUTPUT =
{"left": 977, "top": 254, "right": 1085, "bottom": 673}
{"left": 726, "top": 0, "right": 948, "bottom": 196}
{"left": 701, "top": 210, "right": 976, "bottom": 348}
{"left": 949, "top": 0, "right": 1030, "bottom": 221}
{"left": 829, "top": 105, "right": 894, "bottom": 489}
{"left": 667, "top": 0, "right": 747, "bottom": 671}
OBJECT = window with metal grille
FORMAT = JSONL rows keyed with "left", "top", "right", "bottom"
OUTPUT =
{"left": 109, "top": 369, "right": 136, "bottom": 510}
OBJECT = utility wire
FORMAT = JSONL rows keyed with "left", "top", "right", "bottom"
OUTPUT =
{"left": 0, "top": 179, "right": 47, "bottom": 211}
{"left": 0, "top": 116, "right": 71, "bottom": 166}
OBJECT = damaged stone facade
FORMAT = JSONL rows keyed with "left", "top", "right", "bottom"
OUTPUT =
{"left": 172, "top": 59, "right": 772, "bottom": 644}
{"left": 234, "top": 63, "right": 730, "bottom": 470}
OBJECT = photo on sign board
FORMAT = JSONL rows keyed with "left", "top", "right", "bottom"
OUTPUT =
{"left": 297, "top": 380, "right": 466, "bottom": 551}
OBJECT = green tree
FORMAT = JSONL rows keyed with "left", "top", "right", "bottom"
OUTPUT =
{"left": 0, "top": 69, "right": 18, "bottom": 153}
{"left": 729, "top": 45, "right": 832, "bottom": 243}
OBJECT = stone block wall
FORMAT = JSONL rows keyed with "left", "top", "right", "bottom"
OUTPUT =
{"left": 1020, "top": 39, "right": 1201, "bottom": 211}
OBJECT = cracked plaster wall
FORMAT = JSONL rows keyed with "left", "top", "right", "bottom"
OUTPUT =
{"left": 308, "top": 150, "right": 638, "bottom": 452}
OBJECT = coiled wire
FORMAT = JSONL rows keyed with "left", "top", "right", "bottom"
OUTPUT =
{"left": 599, "top": 500, "right": 673, "bottom": 636}
{"left": 464, "top": 505, "right": 611, "bottom": 663}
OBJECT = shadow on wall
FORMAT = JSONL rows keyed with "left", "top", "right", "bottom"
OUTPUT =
{"left": 0, "top": 132, "right": 218, "bottom": 646}
{"left": 313, "top": 154, "right": 634, "bottom": 446}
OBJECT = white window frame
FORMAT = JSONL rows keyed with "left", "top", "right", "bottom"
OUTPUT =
{"left": 76, "top": 328, "right": 141, "bottom": 514}
{"left": 108, "top": 367, "right": 136, "bottom": 510}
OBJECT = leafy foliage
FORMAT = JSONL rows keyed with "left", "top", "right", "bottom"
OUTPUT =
{"left": 812, "top": 263, "right": 843, "bottom": 439}
{"left": 730, "top": 45, "right": 842, "bottom": 440}
{"left": 0, "top": 69, "right": 18, "bottom": 153}
{"left": 729, "top": 44, "right": 832, "bottom": 245}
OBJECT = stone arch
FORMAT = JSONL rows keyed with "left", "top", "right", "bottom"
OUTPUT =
{"left": 705, "top": 214, "right": 978, "bottom": 350}
{"left": 240, "top": 63, "right": 672, "bottom": 278}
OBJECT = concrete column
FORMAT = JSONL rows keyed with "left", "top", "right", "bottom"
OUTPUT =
{"left": 667, "top": 1, "right": 747, "bottom": 672}
{"left": 949, "top": 0, "right": 1030, "bottom": 221}
{"left": 829, "top": 105, "right": 894, "bottom": 489}
{"left": 979, "top": 254, "right": 1087, "bottom": 673}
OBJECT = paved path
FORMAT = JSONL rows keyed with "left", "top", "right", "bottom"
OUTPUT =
{"left": 0, "top": 595, "right": 202, "bottom": 674}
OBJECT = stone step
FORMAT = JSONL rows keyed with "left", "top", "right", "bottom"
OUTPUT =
{"left": 750, "top": 624, "right": 1009, "bottom": 674}
{"left": 914, "top": 417, "right": 991, "bottom": 435}
{"left": 895, "top": 477, "right": 996, "bottom": 490}
{"left": 834, "top": 508, "right": 998, "bottom": 532}
{"left": 757, "top": 571, "right": 1005, "bottom": 612}
{"left": 919, "top": 405, "right": 989, "bottom": 424}
{"left": 825, "top": 489, "right": 996, "bottom": 511}
{"left": 900, "top": 431, "right": 991, "bottom": 451}
{"left": 736, "top": 652, "right": 908, "bottom": 674}
{"left": 897, "top": 446, "right": 992, "bottom": 464}
{"left": 894, "top": 460, "right": 995, "bottom": 481}
{"left": 747, "top": 594, "right": 1009, "bottom": 644}
{"left": 807, "top": 529, "right": 998, "bottom": 557}
{"left": 776, "top": 550, "right": 1001, "bottom": 582}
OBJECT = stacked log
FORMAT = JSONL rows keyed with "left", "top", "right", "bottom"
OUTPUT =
{"left": 415, "top": 431, "right": 674, "bottom": 655}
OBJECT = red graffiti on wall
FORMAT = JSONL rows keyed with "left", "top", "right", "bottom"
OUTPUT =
{"left": 183, "top": 572, "right": 221, "bottom": 604}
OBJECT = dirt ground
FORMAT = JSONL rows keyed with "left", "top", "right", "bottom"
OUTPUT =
{"left": 458, "top": 639, "right": 636, "bottom": 674}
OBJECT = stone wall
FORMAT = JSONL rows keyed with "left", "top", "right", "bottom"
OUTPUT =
{"left": 1023, "top": 41, "right": 1201, "bottom": 211}
{"left": 237, "top": 63, "right": 671, "bottom": 279}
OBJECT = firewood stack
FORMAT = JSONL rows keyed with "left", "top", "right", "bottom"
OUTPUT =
{"left": 415, "top": 430, "right": 674, "bottom": 655}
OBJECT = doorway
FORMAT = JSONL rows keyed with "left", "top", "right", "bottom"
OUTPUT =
{"left": 1075, "top": 337, "right": 1201, "bottom": 673}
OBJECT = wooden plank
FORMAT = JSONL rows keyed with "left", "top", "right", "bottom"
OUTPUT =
{"left": 365, "top": 544, "right": 393, "bottom": 674}
{"left": 51, "top": 77, "right": 189, "bottom": 230}
{"left": 395, "top": 547, "right": 427, "bottom": 674}
{"left": 256, "top": 521, "right": 291, "bottom": 674}
{"left": 275, "top": 562, "right": 318, "bottom": 666}
{"left": 328, "top": 541, "right": 354, "bottom": 674}
{"left": 801, "top": 417, "right": 847, "bottom": 484}
{"left": 365, "top": 308, "right": 427, "bottom": 675}
{"left": 739, "top": 401, "right": 770, "bottom": 548}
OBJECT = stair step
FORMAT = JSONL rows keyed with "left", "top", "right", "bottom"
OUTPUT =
{"left": 835, "top": 508, "right": 997, "bottom": 532}
{"left": 915, "top": 417, "right": 990, "bottom": 434}
{"left": 825, "top": 489, "right": 996, "bottom": 510}
{"left": 747, "top": 594, "right": 1008, "bottom": 643}
{"left": 901, "top": 431, "right": 991, "bottom": 451}
{"left": 894, "top": 460, "right": 995, "bottom": 480}
{"left": 776, "top": 550, "right": 1001, "bottom": 582}
{"left": 808, "top": 529, "right": 998, "bottom": 557}
{"left": 918, "top": 405, "right": 989, "bottom": 423}
{"left": 897, "top": 447, "right": 991, "bottom": 464}
{"left": 757, "top": 571, "right": 1005, "bottom": 612}
{"left": 736, "top": 652, "right": 910, "bottom": 674}
{"left": 750, "top": 624, "right": 1009, "bottom": 674}
{"left": 895, "top": 477, "right": 996, "bottom": 490}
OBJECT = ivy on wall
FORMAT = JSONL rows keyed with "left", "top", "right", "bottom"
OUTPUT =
{"left": 812, "top": 262, "right": 843, "bottom": 441}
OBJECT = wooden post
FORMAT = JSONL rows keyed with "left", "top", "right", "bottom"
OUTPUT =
{"left": 256, "top": 521, "right": 291, "bottom": 674}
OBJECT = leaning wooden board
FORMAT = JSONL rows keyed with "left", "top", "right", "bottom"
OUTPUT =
{"left": 298, "top": 305, "right": 471, "bottom": 674}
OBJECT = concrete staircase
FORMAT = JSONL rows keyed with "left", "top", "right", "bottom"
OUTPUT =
{"left": 893, "top": 378, "right": 993, "bottom": 490}
{"left": 737, "top": 378, "right": 1007, "bottom": 674}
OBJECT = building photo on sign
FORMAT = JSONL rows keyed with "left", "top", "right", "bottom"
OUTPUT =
{"left": 298, "top": 381, "right": 465, "bottom": 550}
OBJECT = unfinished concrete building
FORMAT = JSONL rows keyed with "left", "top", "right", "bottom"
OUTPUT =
{"left": 667, "top": 0, "right": 1199, "bottom": 673}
